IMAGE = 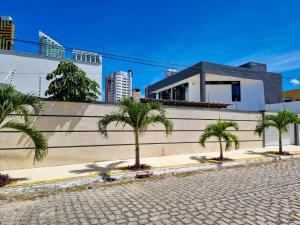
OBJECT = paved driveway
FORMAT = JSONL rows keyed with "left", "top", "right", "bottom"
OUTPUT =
{"left": 1, "top": 160, "right": 300, "bottom": 225}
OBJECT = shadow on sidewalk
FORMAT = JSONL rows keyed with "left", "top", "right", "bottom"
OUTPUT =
{"left": 190, "top": 156, "right": 211, "bottom": 163}
{"left": 246, "top": 150, "right": 280, "bottom": 159}
{"left": 69, "top": 161, "right": 126, "bottom": 181}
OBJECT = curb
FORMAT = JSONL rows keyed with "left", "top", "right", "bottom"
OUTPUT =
{"left": 1, "top": 154, "right": 300, "bottom": 195}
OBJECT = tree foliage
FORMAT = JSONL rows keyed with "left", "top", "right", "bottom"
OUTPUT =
{"left": 255, "top": 110, "right": 300, "bottom": 154}
{"left": 98, "top": 98, "right": 173, "bottom": 169}
{"left": 0, "top": 85, "right": 48, "bottom": 162}
{"left": 45, "top": 61, "right": 100, "bottom": 102}
{"left": 199, "top": 120, "right": 239, "bottom": 160}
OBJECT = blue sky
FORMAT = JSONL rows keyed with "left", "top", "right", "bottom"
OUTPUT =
{"left": 1, "top": 0, "right": 300, "bottom": 96}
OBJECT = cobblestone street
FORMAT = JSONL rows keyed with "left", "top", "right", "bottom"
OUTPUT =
{"left": 1, "top": 159, "right": 300, "bottom": 225}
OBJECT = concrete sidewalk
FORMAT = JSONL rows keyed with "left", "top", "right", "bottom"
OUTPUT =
{"left": 1, "top": 145, "right": 300, "bottom": 186}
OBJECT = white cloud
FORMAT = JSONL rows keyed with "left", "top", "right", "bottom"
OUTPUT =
{"left": 290, "top": 78, "right": 300, "bottom": 85}
{"left": 228, "top": 50, "right": 300, "bottom": 73}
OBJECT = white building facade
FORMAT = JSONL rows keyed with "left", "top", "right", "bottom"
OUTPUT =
{"left": 72, "top": 50, "right": 101, "bottom": 64}
{"left": 0, "top": 50, "right": 102, "bottom": 100}
{"left": 146, "top": 62, "right": 282, "bottom": 111}
{"left": 105, "top": 71, "right": 132, "bottom": 103}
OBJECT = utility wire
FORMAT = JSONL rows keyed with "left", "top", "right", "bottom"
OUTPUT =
{"left": 14, "top": 31, "right": 196, "bottom": 68}
{"left": 6, "top": 37, "right": 300, "bottom": 80}
{"left": 12, "top": 38, "right": 195, "bottom": 70}
{"left": 0, "top": 70, "right": 297, "bottom": 81}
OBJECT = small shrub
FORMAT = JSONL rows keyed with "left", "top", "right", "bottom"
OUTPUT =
{"left": 0, "top": 174, "right": 14, "bottom": 187}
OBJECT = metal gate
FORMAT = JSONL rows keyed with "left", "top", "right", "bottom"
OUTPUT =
{"left": 265, "top": 124, "right": 295, "bottom": 146}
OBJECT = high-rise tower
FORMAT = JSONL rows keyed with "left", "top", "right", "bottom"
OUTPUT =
{"left": 38, "top": 31, "right": 64, "bottom": 58}
{"left": 0, "top": 16, "right": 15, "bottom": 50}
{"left": 105, "top": 70, "right": 132, "bottom": 103}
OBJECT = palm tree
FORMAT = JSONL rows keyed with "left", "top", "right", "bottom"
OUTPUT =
{"left": 98, "top": 98, "right": 173, "bottom": 169}
{"left": 255, "top": 110, "right": 299, "bottom": 154}
{"left": 199, "top": 120, "right": 240, "bottom": 161}
{"left": 0, "top": 85, "right": 48, "bottom": 162}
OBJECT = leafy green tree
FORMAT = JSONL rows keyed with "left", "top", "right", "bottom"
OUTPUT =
{"left": 45, "top": 61, "right": 100, "bottom": 101}
{"left": 0, "top": 85, "right": 48, "bottom": 162}
{"left": 98, "top": 98, "right": 173, "bottom": 169}
{"left": 199, "top": 120, "right": 239, "bottom": 161}
{"left": 255, "top": 110, "right": 300, "bottom": 154}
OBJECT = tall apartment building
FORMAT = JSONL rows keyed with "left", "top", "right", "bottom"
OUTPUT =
{"left": 72, "top": 50, "right": 101, "bottom": 64}
{"left": 0, "top": 16, "right": 15, "bottom": 50}
{"left": 105, "top": 70, "right": 132, "bottom": 103}
{"left": 38, "top": 31, "right": 64, "bottom": 58}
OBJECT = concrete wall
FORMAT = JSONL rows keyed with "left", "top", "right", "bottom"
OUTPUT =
{"left": 0, "top": 101, "right": 263, "bottom": 170}
{"left": 266, "top": 101, "right": 300, "bottom": 113}
{"left": 0, "top": 50, "right": 102, "bottom": 100}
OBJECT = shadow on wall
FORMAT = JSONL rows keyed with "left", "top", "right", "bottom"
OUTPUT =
{"left": 17, "top": 101, "right": 90, "bottom": 155}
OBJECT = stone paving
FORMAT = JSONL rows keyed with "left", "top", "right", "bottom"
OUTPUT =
{"left": 1, "top": 160, "right": 300, "bottom": 225}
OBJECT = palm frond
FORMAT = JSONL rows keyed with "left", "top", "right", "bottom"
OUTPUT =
{"left": 2, "top": 121, "right": 48, "bottom": 162}
{"left": 255, "top": 110, "right": 299, "bottom": 136}
{"left": 223, "top": 131, "right": 240, "bottom": 151}
{"left": 255, "top": 120, "right": 273, "bottom": 136}
{"left": 98, "top": 113, "right": 132, "bottom": 137}
{"left": 142, "top": 115, "right": 173, "bottom": 135}
{"left": 199, "top": 130, "right": 215, "bottom": 147}
{"left": 18, "top": 93, "right": 43, "bottom": 116}
{"left": 0, "top": 85, "right": 43, "bottom": 123}
{"left": 199, "top": 120, "right": 240, "bottom": 151}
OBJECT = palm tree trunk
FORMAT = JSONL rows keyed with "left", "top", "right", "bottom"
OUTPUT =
{"left": 219, "top": 138, "right": 223, "bottom": 161}
{"left": 279, "top": 130, "right": 283, "bottom": 154}
{"left": 134, "top": 129, "right": 140, "bottom": 169}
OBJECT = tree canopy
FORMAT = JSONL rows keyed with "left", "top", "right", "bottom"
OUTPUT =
{"left": 45, "top": 61, "right": 100, "bottom": 102}
{"left": 199, "top": 120, "right": 239, "bottom": 160}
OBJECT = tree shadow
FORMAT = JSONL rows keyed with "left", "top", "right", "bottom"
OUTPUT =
{"left": 246, "top": 150, "right": 280, "bottom": 158}
{"left": 16, "top": 101, "right": 90, "bottom": 152}
{"left": 69, "top": 161, "right": 126, "bottom": 181}
{"left": 190, "top": 156, "right": 211, "bottom": 163}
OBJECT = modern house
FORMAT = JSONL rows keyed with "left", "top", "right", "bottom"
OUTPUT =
{"left": 145, "top": 61, "right": 282, "bottom": 111}
{"left": 0, "top": 49, "right": 102, "bottom": 99}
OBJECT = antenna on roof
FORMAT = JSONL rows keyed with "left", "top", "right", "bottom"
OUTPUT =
{"left": 3, "top": 69, "right": 16, "bottom": 84}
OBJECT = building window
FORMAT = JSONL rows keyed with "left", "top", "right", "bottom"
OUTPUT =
{"left": 172, "top": 83, "right": 188, "bottom": 100}
{"left": 232, "top": 82, "right": 241, "bottom": 101}
{"left": 159, "top": 89, "right": 171, "bottom": 100}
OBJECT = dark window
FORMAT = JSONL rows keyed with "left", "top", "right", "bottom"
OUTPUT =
{"left": 232, "top": 82, "right": 241, "bottom": 101}
{"left": 159, "top": 89, "right": 171, "bottom": 100}
{"left": 148, "top": 93, "right": 156, "bottom": 99}
{"left": 172, "top": 83, "right": 188, "bottom": 100}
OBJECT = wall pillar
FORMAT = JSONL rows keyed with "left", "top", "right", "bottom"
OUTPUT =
{"left": 200, "top": 70, "right": 206, "bottom": 102}
{"left": 261, "top": 110, "right": 266, "bottom": 148}
{"left": 294, "top": 123, "right": 299, "bottom": 145}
